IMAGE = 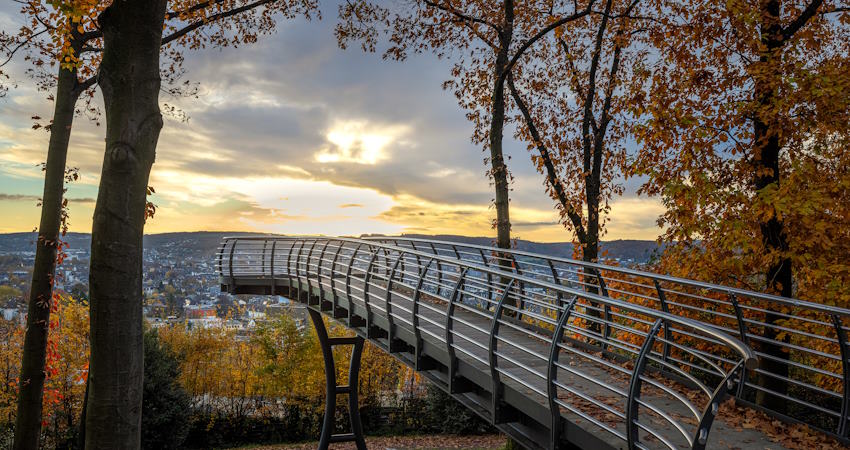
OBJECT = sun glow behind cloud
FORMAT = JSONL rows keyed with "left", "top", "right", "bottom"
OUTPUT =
{"left": 315, "top": 120, "right": 410, "bottom": 165}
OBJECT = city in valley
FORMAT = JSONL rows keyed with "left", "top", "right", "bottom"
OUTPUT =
{"left": 0, "top": 232, "right": 661, "bottom": 334}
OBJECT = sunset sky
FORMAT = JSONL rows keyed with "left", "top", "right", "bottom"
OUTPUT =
{"left": 0, "top": 2, "right": 665, "bottom": 242}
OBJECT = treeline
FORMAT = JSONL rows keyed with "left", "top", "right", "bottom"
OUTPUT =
{"left": 0, "top": 301, "right": 490, "bottom": 449}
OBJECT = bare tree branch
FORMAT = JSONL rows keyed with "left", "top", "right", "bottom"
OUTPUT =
{"left": 0, "top": 27, "right": 48, "bottom": 68}
{"left": 503, "top": 0, "right": 596, "bottom": 75}
{"left": 74, "top": 75, "right": 98, "bottom": 96}
{"left": 162, "top": 0, "right": 276, "bottom": 45}
{"left": 166, "top": 0, "right": 228, "bottom": 20}
{"left": 422, "top": 0, "right": 500, "bottom": 32}
{"left": 782, "top": 0, "right": 824, "bottom": 41}
{"left": 507, "top": 72, "right": 589, "bottom": 243}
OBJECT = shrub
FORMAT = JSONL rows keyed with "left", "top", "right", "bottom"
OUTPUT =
{"left": 422, "top": 385, "right": 492, "bottom": 435}
{"left": 141, "top": 330, "right": 191, "bottom": 450}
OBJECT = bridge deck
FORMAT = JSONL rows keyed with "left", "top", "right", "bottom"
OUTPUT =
{"left": 227, "top": 274, "right": 781, "bottom": 450}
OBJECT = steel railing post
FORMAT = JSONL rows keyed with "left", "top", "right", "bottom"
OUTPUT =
{"left": 261, "top": 239, "right": 268, "bottom": 276}
{"left": 305, "top": 240, "right": 318, "bottom": 306}
{"left": 548, "top": 259, "right": 564, "bottom": 320}
{"left": 344, "top": 244, "right": 363, "bottom": 325}
{"left": 270, "top": 240, "right": 277, "bottom": 295}
{"left": 479, "top": 249, "right": 494, "bottom": 310}
{"left": 509, "top": 254, "right": 525, "bottom": 320}
{"left": 729, "top": 293, "right": 749, "bottom": 399}
{"left": 362, "top": 248, "right": 379, "bottom": 336}
{"left": 654, "top": 280, "right": 672, "bottom": 364}
{"left": 316, "top": 240, "right": 329, "bottom": 303}
{"left": 445, "top": 267, "right": 468, "bottom": 393}
{"left": 413, "top": 259, "right": 434, "bottom": 370}
{"left": 489, "top": 279, "right": 516, "bottom": 424}
{"left": 330, "top": 241, "right": 343, "bottom": 316}
{"left": 385, "top": 254, "right": 403, "bottom": 351}
{"left": 227, "top": 239, "right": 237, "bottom": 286}
{"left": 429, "top": 242, "right": 443, "bottom": 296}
{"left": 626, "top": 319, "right": 663, "bottom": 450}
{"left": 547, "top": 295, "right": 578, "bottom": 449}
{"left": 596, "top": 272, "right": 611, "bottom": 345}
{"left": 216, "top": 240, "right": 226, "bottom": 280}
{"left": 832, "top": 314, "right": 850, "bottom": 437}
{"left": 691, "top": 360, "right": 746, "bottom": 450}
{"left": 286, "top": 240, "right": 298, "bottom": 296}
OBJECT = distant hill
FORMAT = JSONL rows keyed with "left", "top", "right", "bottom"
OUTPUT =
{"left": 0, "top": 232, "right": 663, "bottom": 263}
{"left": 0, "top": 232, "right": 93, "bottom": 253}
{"left": 0, "top": 232, "right": 265, "bottom": 258}
{"left": 364, "top": 234, "right": 664, "bottom": 263}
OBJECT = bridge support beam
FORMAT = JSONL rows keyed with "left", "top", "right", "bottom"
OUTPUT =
{"left": 307, "top": 308, "right": 367, "bottom": 450}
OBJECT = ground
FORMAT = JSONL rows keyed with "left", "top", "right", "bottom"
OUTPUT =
{"left": 232, "top": 434, "right": 507, "bottom": 450}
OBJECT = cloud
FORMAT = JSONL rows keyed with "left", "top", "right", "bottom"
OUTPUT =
{"left": 69, "top": 197, "right": 96, "bottom": 204}
{"left": 514, "top": 220, "right": 559, "bottom": 228}
{"left": 0, "top": 193, "right": 39, "bottom": 202}
{"left": 0, "top": 193, "right": 95, "bottom": 204}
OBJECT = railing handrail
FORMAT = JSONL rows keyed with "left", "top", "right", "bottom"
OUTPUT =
{"left": 362, "top": 236, "right": 850, "bottom": 318}
{"left": 218, "top": 235, "right": 757, "bottom": 368}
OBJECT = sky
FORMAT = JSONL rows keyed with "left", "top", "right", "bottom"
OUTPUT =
{"left": 0, "top": 2, "right": 665, "bottom": 242}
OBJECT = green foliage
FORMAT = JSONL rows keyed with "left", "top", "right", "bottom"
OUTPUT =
{"left": 141, "top": 330, "right": 190, "bottom": 450}
{"left": 421, "top": 385, "right": 492, "bottom": 435}
{"left": 501, "top": 437, "right": 522, "bottom": 450}
{"left": 0, "top": 286, "right": 21, "bottom": 304}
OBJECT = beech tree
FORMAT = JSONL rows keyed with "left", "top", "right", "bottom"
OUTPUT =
{"left": 2, "top": 0, "right": 317, "bottom": 448}
{"left": 85, "top": 1, "right": 169, "bottom": 446}
{"left": 337, "top": 0, "right": 594, "bottom": 253}
{"left": 631, "top": 0, "right": 850, "bottom": 411}
{"left": 90, "top": 0, "right": 318, "bottom": 446}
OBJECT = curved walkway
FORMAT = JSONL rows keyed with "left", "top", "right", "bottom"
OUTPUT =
{"left": 216, "top": 236, "right": 827, "bottom": 450}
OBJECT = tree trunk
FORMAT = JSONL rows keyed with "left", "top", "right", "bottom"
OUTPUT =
{"left": 583, "top": 169, "right": 603, "bottom": 335}
{"left": 490, "top": 0, "right": 516, "bottom": 321}
{"left": 752, "top": 0, "right": 790, "bottom": 413}
{"left": 85, "top": 1, "right": 167, "bottom": 448}
{"left": 13, "top": 62, "right": 80, "bottom": 450}
{"left": 490, "top": 0, "right": 514, "bottom": 253}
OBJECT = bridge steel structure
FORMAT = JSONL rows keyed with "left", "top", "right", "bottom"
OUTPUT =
{"left": 217, "top": 236, "right": 763, "bottom": 450}
{"left": 367, "top": 237, "right": 850, "bottom": 440}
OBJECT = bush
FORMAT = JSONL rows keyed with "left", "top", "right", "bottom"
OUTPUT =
{"left": 142, "top": 330, "right": 191, "bottom": 450}
{"left": 183, "top": 405, "right": 324, "bottom": 449}
{"left": 421, "top": 385, "right": 492, "bottom": 435}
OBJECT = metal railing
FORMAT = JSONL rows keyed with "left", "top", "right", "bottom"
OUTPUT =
{"left": 216, "top": 236, "right": 758, "bottom": 450}
{"left": 366, "top": 236, "right": 850, "bottom": 438}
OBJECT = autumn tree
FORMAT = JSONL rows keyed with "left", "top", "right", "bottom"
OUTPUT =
{"left": 2, "top": 0, "right": 318, "bottom": 447}
{"left": 2, "top": 3, "right": 99, "bottom": 446}
{"left": 631, "top": 0, "right": 850, "bottom": 412}
{"left": 0, "top": 296, "right": 89, "bottom": 448}
{"left": 87, "top": 0, "right": 319, "bottom": 445}
{"left": 0, "top": 318, "right": 24, "bottom": 428}
{"left": 503, "top": 0, "right": 646, "bottom": 331}
{"left": 337, "top": 0, "right": 594, "bottom": 253}
{"left": 509, "top": 0, "right": 644, "bottom": 261}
